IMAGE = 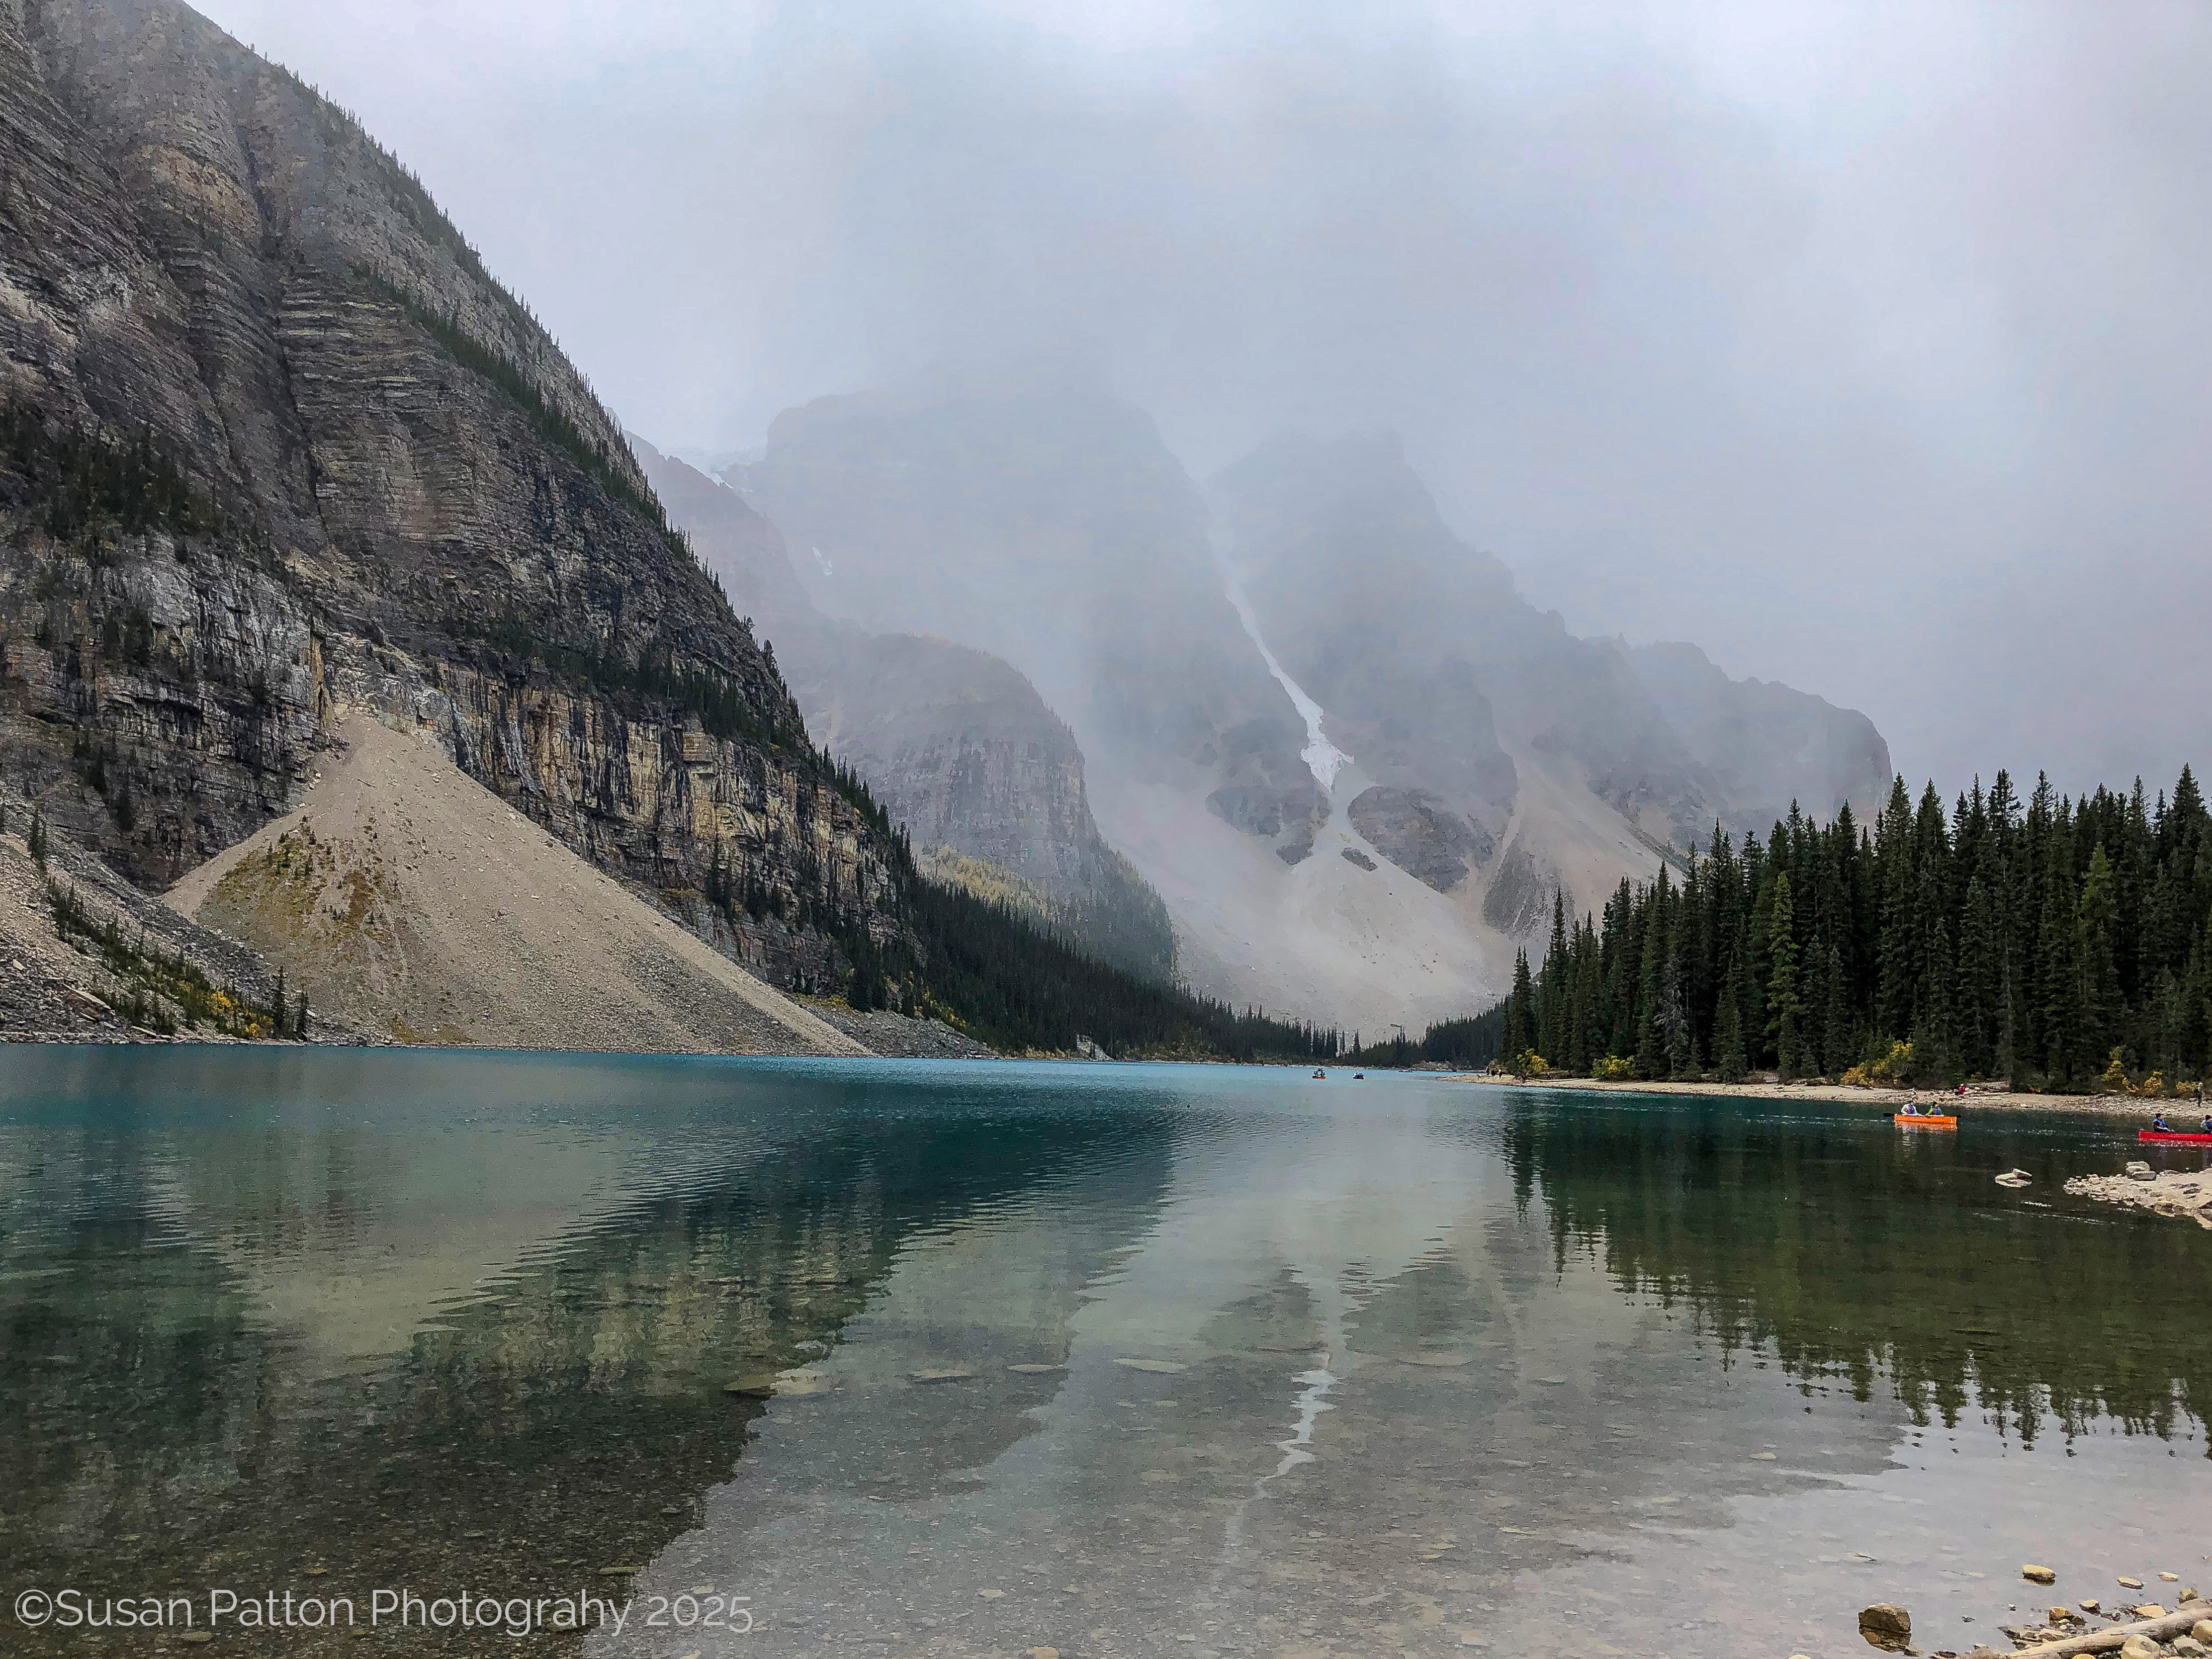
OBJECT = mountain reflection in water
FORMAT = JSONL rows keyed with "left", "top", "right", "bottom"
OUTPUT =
{"left": 0, "top": 1052, "right": 2203, "bottom": 1659}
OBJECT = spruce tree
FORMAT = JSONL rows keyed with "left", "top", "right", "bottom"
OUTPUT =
{"left": 1959, "top": 860, "right": 2001, "bottom": 1074}
{"left": 1913, "top": 917, "right": 1955, "bottom": 1081}
{"left": 2035, "top": 873, "right": 2079, "bottom": 1082}
{"left": 1714, "top": 929, "right": 1750, "bottom": 1082}
{"left": 1504, "top": 949, "right": 1535, "bottom": 1064}
{"left": 1632, "top": 870, "right": 1669, "bottom": 1078}
{"left": 2076, "top": 843, "right": 2123, "bottom": 1066}
{"left": 1767, "top": 871, "right": 1803, "bottom": 1078}
{"left": 1539, "top": 891, "right": 1570, "bottom": 1061}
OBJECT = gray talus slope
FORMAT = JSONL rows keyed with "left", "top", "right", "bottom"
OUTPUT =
{"left": 634, "top": 435, "right": 1175, "bottom": 980}
{"left": 165, "top": 714, "right": 868, "bottom": 1054}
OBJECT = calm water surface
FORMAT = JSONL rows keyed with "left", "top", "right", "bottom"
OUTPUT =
{"left": 1, "top": 1050, "right": 2207, "bottom": 1658}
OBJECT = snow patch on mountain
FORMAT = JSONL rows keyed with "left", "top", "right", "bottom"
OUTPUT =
{"left": 1216, "top": 552, "right": 1352, "bottom": 791}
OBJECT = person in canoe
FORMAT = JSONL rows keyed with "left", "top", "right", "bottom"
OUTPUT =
{"left": 2151, "top": 1112, "right": 2171, "bottom": 1133}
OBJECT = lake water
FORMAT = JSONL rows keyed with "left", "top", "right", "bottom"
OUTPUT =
{"left": 2, "top": 1050, "right": 2206, "bottom": 1659}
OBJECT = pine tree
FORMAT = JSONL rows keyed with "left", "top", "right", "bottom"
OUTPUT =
{"left": 1538, "top": 890, "right": 1570, "bottom": 1062}
{"left": 1714, "top": 927, "right": 1750, "bottom": 1082}
{"left": 1913, "top": 917, "right": 1955, "bottom": 1081}
{"left": 1994, "top": 958, "right": 2019, "bottom": 1085}
{"left": 1817, "top": 942, "right": 1850, "bottom": 1076}
{"left": 1955, "top": 868, "right": 1999, "bottom": 1077}
{"left": 1503, "top": 949, "right": 1535, "bottom": 1064}
{"left": 1632, "top": 871, "right": 1670, "bottom": 1078}
{"left": 1406, "top": 758, "right": 2212, "bottom": 1088}
{"left": 1658, "top": 955, "right": 1692, "bottom": 1078}
{"left": 2076, "top": 842, "right": 2123, "bottom": 1066}
{"left": 1767, "top": 871, "right": 1803, "bottom": 1078}
{"left": 1873, "top": 777, "right": 1916, "bottom": 1041}
{"left": 2035, "top": 869, "right": 2079, "bottom": 1082}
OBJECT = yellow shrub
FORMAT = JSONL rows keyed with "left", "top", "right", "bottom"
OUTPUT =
{"left": 2098, "top": 1048, "right": 2133, "bottom": 1095}
{"left": 1865, "top": 1040, "right": 1915, "bottom": 1085}
{"left": 1839, "top": 1064, "right": 1869, "bottom": 1087}
{"left": 1592, "top": 1054, "right": 1635, "bottom": 1081}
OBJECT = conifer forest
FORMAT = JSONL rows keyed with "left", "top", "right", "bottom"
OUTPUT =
{"left": 1475, "top": 768, "right": 2212, "bottom": 1089}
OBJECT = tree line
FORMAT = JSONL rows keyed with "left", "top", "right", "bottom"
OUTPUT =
{"left": 1468, "top": 767, "right": 2211, "bottom": 1089}
{"left": 896, "top": 874, "right": 1345, "bottom": 1060}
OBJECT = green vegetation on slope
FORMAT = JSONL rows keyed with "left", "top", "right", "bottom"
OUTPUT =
{"left": 0, "top": 403, "right": 229, "bottom": 546}
{"left": 917, "top": 844, "right": 1177, "bottom": 986}
{"left": 1425, "top": 767, "right": 2212, "bottom": 1088}
{"left": 895, "top": 873, "right": 1339, "bottom": 1059}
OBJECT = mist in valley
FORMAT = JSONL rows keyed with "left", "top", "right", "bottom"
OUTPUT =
{"left": 202, "top": 0, "right": 2212, "bottom": 799}
{"left": 189, "top": 0, "right": 2212, "bottom": 1024}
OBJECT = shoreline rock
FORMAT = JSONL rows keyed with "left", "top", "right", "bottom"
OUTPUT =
{"left": 1450, "top": 1072, "right": 2187, "bottom": 1118}
{"left": 2064, "top": 1169, "right": 2212, "bottom": 1228}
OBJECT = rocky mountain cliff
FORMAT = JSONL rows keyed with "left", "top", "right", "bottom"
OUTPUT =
{"left": 739, "top": 375, "right": 1893, "bottom": 1032}
{"left": 1, "top": 0, "right": 895, "bottom": 994}
{"left": 1215, "top": 432, "right": 1892, "bottom": 853}
{"left": 632, "top": 437, "right": 1175, "bottom": 980}
{"left": 1622, "top": 638, "right": 1891, "bottom": 835}
{"left": 742, "top": 369, "right": 1328, "bottom": 867}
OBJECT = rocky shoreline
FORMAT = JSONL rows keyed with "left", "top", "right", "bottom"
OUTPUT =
{"left": 2064, "top": 1166, "right": 2212, "bottom": 1229}
{"left": 1450, "top": 1071, "right": 2196, "bottom": 1120}
{"left": 1848, "top": 1565, "right": 2208, "bottom": 1658}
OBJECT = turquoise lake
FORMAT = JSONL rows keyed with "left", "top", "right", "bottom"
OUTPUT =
{"left": 1, "top": 1048, "right": 2206, "bottom": 1658}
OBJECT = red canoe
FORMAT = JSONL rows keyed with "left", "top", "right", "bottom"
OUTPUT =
{"left": 2139, "top": 1130, "right": 2212, "bottom": 1143}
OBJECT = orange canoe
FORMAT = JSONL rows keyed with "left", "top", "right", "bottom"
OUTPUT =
{"left": 1894, "top": 1113, "right": 1958, "bottom": 1129}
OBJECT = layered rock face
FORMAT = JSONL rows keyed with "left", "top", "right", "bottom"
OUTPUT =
{"left": 0, "top": 0, "right": 895, "bottom": 988}
{"left": 635, "top": 436, "right": 1175, "bottom": 979}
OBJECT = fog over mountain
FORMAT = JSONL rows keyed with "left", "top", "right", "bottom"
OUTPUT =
{"left": 201, "top": 0, "right": 2212, "bottom": 796}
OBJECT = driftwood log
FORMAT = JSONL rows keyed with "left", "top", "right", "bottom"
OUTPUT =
{"left": 1976, "top": 1597, "right": 2210, "bottom": 1657}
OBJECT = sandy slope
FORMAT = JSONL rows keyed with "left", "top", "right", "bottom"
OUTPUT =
{"left": 166, "top": 714, "right": 872, "bottom": 1056}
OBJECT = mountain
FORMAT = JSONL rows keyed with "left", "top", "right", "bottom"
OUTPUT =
{"left": 741, "top": 368, "right": 1328, "bottom": 867}
{"left": 0, "top": 0, "right": 1888, "bottom": 1048}
{"left": 1214, "top": 432, "right": 1891, "bottom": 850}
{"left": 631, "top": 437, "right": 1175, "bottom": 980}
{"left": 5, "top": 0, "right": 1340, "bottom": 1062}
{"left": 0, "top": 0, "right": 918, "bottom": 1027}
{"left": 1622, "top": 639, "right": 1891, "bottom": 835}
{"left": 745, "top": 380, "right": 1892, "bottom": 1033}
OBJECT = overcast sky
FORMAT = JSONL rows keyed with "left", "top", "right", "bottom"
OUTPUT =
{"left": 203, "top": 0, "right": 2212, "bottom": 801}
